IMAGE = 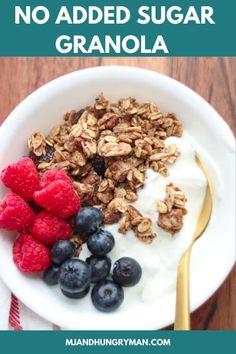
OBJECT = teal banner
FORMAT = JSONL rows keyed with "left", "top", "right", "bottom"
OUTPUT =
{"left": 0, "top": 331, "right": 235, "bottom": 354}
{"left": 0, "top": 0, "right": 235, "bottom": 56}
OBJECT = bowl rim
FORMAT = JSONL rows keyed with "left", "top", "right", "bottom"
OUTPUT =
{"left": 0, "top": 66, "right": 235, "bottom": 329}
{"left": 1, "top": 66, "right": 235, "bottom": 144}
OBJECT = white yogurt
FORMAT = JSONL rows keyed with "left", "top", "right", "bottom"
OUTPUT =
{"left": 80, "top": 133, "right": 207, "bottom": 304}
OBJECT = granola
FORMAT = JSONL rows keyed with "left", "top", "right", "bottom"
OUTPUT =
{"left": 119, "top": 205, "right": 156, "bottom": 244}
{"left": 157, "top": 183, "right": 187, "bottom": 234}
{"left": 28, "top": 95, "right": 184, "bottom": 243}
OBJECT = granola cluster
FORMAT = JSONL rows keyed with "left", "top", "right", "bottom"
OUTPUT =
{"left": 157, "top": 183, "right": 187, "bottom": 234}
{"left": 28, "top": 95, "right": 183, "bottom": 242}
{"left": 119, "top": 206, "right": 156, "bottom": 244}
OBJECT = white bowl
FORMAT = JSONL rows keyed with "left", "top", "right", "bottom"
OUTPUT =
{"left": 0, "top": 67, "right": 235, "bottom": 329}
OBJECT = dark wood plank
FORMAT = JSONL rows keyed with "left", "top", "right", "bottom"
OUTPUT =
{"left": 0, "top": 57, "right": 235, "bottom": 330}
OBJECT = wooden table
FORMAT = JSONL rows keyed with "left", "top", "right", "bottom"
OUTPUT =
{"left": 0, "top": 57, "right": 235, "bottom": 330}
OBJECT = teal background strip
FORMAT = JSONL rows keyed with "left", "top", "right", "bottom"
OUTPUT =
{"left": 0, "top": 331, "right": 235, "bottom": 354}
{"left": 0, "top": 0, "right": 235, "bottom": 56}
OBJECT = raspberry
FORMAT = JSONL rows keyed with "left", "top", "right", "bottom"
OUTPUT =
{"left": 0, "top": 193, "right": 35, "bottom": 232}
{"left": 13, "top": 234, "right": 51, "bottom": 272}
{"left": 39, "top": 169, "right": 71, "bottom": 190}
{"left": 1, "top": 157, "right": 39, "bottom": 201}
{"left": 31, "top": 210, "right": 72, "bottom": 245}
{"left": 34, "top": 171, "right": 80, "bottom": 218}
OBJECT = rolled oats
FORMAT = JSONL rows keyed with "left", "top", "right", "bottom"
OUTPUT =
{"left": 97, "top": 141, "right": 132, "bottom": 157}
{"left": 28, "top": 95, "right": 184, "bottom": 242}
{"left": 28, "top": 132, "right": 46, "bottom": 157}
{"left": 119, "top": 205, "right": 156, "bottom": 244}
{"left": 107, "top": 197, "right": 128, "bottom": 213}
{"left": 157, "top": 183, "right": 187, "bottom": 234}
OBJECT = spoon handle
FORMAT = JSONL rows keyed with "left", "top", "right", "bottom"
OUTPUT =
{"left": 174, "top": 248, "right": 191, "bottom": 330}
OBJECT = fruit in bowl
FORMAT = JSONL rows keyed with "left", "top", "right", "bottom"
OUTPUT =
{"left": 0, "top": 156, "right": 142, "bottom": 312}
{"left": 0, "top": 92, "right": 209, "bottom": 316}
{"left": 0, "top": 67, "right": 234, "bottom": 330}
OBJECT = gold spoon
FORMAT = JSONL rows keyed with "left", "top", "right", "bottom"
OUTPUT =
{"left": 174, "top": 154, "right": 213, "bottom": 330}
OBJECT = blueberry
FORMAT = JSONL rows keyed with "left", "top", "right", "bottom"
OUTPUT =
{"left": 75, "top": 207, "right": 103, "bottom": 238}
{"left": 112, "top": 257, "right": 142, "bottom": 287}
{"left": 86, "top": 255, "right": 111, "bottom": 283}
{"left": 59, "top": 259, "right": 91, "bottom": 293}
{"left": 43, "top": 265, "right": 60, "bottom": 286}
{"left": 91, "top": 156, "right": 106, "bottom": 177}
{"left": 61, "top": 286, "right": 90, "bottom": 299}
{"left": 91, "top": 280, "right": 124, "bottom": 312}
{"left": 51, "top": 240, "right": 75, "bottom": 265}
{"left": 87, "top": 229, "right": 115, "bottom": 256}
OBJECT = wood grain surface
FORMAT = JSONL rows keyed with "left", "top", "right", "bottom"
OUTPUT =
{"left": 0, "top": 57, "right": 235, "bottom": 330}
